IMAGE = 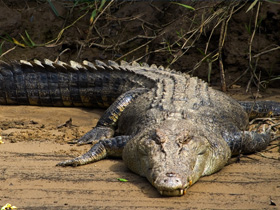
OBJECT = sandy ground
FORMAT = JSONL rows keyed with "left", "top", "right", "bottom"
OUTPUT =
{"left": 0, "top": 102, "right": 279, "bottom": 210}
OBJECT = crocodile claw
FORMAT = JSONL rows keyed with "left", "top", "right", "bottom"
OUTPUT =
{"left": 67, "top": 140, "right": 80, "bottom": 144}
{"left": 56, "top": 157, "right": 84, "bottom": 167}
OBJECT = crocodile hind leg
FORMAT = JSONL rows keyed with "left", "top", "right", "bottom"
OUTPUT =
{"left": 222, "top": 130, "right": 271, "bottom": 155}
{"left": 239, "top": 101, "right": 280, "bottom": 118}
{"left": 57, "top": 135, "right": 130, "bottom": 166}
{"left": 74, "top": 88, "right": 147, "bottom": 145}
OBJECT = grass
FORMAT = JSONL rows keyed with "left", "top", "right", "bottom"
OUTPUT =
{"left": 0, "top": 0, "right": 111, "bottom": 49}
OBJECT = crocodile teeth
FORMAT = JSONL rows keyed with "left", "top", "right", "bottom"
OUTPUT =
{"left": 180, "top": 189, "right": 184, "bottom": 195}
{"left": 159, "top": 189, "right": 185, "bottom": 196}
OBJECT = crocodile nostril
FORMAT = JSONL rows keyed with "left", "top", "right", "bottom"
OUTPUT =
{"left": 165, "top": 173, "right": 181, "bottom": 184}
{"left": 155, "top": 173, "right": 184, "bottom": 190}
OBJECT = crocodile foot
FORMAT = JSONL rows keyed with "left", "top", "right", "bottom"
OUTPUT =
{"left": 57, "top": 136, "right": 129, "bottom": 167}
{"left": 57, "top": 141, "right": 107, "bottom": 167}
{"left": 56, "top": 158, "right": 82, "bottom": 167}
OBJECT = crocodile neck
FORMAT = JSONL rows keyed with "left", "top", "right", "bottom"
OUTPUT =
{"left": 147, "top": 71, "right": 211, "bottom": 122}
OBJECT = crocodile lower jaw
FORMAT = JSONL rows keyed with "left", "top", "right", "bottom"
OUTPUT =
{"left": 159, "top": 189, "right": 187, "bottom": 196}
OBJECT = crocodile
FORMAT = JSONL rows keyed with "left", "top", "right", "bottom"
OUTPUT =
{"left": 0, "top": 59, "right": 279, "bottom": 196}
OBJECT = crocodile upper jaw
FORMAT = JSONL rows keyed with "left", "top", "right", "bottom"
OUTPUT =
{"left": 153, "top": 173, "right": 190, "bottom": 196}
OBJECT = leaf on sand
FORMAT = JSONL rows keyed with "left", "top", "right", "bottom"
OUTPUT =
{"left": 117, "top": 178, "right": 128, "bottom": 182}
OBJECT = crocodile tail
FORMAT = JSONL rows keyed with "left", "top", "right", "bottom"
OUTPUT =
{"left": 0, "top": 59, "right": 152, "bottom": 107}
{"left": 0, "top": 59, "right": 91, "bottom": 106}
{"left": 239, "top": 101, "right": 280, "bottom": 118}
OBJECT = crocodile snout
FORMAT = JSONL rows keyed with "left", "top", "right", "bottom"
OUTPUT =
{"left": 154, "top": 172, "right": 188, "bottom": 196}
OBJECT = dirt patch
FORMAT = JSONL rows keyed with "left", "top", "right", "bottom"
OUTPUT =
{"left": 0, "top": 106, "right": 103, "bottom": 144}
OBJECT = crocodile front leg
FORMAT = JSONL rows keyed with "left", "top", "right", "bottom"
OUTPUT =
{"left": 57, "top": 135, "right": 130, "bottom": 166}
{"left": 74, "top": 126, "right": 115, "bottom": 145}
{"left": 74, "top": 88, "right": 147, "bottom": 145}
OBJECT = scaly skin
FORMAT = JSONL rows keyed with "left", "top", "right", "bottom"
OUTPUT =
{"left": 0, "top": 59, "right": 278, "bottom": 196}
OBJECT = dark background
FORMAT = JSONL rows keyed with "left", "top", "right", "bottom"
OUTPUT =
{"left": 0, "top": 0, "right": 279, "bottom": 91}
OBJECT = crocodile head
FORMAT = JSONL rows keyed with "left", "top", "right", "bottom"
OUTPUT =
{"left": 123, "top": 119, "right": 229, "bottom": 196}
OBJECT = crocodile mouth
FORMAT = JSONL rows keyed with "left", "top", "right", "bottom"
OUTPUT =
{"left": 159, "top": 188, "right": 187, "bottom": 196}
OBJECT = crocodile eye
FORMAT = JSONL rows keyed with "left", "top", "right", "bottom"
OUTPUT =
{"left": 139, "top": 138, "right": 158, "bottom": 155}
{"left": 154, "top": 129, "right": 167, "bottom": 144}
{"left": 179, "top": 137, "right": 192, "bottom": 144}
{"left": 177, "top": 131, "right": 192, "bottom": 144}
{"left": 196, "top": 138, "right": 208, "bottom": 155}
{"left": 198, "top": 147, "right": 207, "bottom": 155}
{"left": 138, "top": 137, "right": 155, "bottom": 155}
